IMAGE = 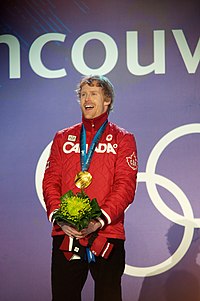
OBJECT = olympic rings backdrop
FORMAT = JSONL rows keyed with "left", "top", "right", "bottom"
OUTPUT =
{"left": 0, "top": 1, "right": 199, "bottom": 301}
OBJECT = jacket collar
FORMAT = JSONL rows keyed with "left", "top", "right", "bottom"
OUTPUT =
{"left": 82, "top": 111, "right": 108, "bottom": 131}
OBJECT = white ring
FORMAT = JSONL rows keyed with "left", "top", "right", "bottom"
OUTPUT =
{"left": 35, "top": 142, "right": 52, "bottom": 210}
{"left": 125, "top": 172, "right": 194, "bottom": 277}
{"left": 146, "top": 123, "right": 200, "bottom": 226}
{"left": 125, "top": 123, "right": 200, "bottom": 276}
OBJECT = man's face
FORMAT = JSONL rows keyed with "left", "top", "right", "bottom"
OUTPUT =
{"left": 80, "top": 82, "right": 111, "bottom": 119}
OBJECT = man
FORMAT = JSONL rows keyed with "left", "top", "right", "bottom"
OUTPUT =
{"left": 43, "top": 75, "right": 138, "bottom": 301}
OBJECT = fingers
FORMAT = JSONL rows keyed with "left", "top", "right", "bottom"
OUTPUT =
{"left": 57, "top": 220, "right": 101, "bottom": 238}
{"left": 67, "top": 228, "right": 83, "bottom": 238}
{"left": 81, "top": 220, "right": 101, "bottom": 236}
{"left": 58, "top": 223, "right": 84, "bottom": 238}
{"left": 69, "top": 227, "right": 85, "bottom": 238}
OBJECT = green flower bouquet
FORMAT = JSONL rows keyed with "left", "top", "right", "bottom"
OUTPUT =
{"left": 52, "top": 190, "right": 101, "bottom": 231}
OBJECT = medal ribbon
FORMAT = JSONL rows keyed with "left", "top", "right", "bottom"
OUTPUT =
{"left": 80, "top": 120, "right": 108, "bottom": 171}
{"left": 80, "top": 120, "right": 108, "bottom": 263}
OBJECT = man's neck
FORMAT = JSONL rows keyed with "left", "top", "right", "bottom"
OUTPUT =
{"left": 82, "top": 112, "right": 108, "bottom": 131}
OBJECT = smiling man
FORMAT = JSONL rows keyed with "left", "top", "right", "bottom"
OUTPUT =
{"left": 43, "top": 75, "right": 138, "bottom": 301}
{"left": 79, "top": 77, "right": 112, "bottom": 119}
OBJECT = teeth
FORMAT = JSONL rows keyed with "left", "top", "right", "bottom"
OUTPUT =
{"left": 85, "top": 105, "right": 94, "bottom": 109}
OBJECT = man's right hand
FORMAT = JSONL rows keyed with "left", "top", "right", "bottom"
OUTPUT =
{"left": 57, "top": 221, "right": 84, "bottom": 239}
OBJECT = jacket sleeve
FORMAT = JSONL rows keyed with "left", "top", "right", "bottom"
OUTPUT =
{"left": 42, "top": 132, "right": 63, "bottom": 221}
{"left": 100, "top": 133, "right": 138, "bottom": 224}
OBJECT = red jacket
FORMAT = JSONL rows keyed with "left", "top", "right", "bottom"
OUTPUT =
{"left": 43, "top": 112, "right": 138, "bottom": 240}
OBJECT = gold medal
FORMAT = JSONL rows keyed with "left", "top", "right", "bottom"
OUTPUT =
{"left": 74, "top": 171, "right": 92, "bottom": 189}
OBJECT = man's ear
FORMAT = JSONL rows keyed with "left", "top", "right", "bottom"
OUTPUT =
{"left": 104, "top": 97, "right": 111, "bottom": 106}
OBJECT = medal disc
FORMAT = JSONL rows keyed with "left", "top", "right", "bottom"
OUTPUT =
{"left": 75, "top": 171, "right": 92, "bottom": 189}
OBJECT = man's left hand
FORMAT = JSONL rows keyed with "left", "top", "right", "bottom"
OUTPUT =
{"left": 81, "top": 220, "right": 101, "bottom": 237}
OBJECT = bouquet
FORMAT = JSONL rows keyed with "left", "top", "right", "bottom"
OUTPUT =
{"left": 52, "top": 190, "right": 101, "bottom": 231}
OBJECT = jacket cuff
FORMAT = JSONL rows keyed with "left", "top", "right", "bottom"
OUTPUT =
{"left": 96, "top": 217, "right": 105, "bottom": 228}
{"left": 49, "top": 209, "right": 59, "bottom": 223}
{"left": 101, "top": 209, "right": 111, "bottom": 225}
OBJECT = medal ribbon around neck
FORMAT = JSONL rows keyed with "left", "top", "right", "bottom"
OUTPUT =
{"left": 74, "top": 120, "right": 108, "bottom": 189}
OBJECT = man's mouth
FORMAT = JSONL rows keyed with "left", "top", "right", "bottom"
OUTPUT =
{"left": 84, "top": 104, "right": 94, "bottom": 110}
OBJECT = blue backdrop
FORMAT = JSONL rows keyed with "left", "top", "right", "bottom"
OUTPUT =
{"left": 0, "top": 1, "right": 200, "bottom": 300}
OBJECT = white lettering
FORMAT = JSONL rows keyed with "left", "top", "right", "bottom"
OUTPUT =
{"left": 71, "top": 31, "right": 118, "bottom": 75}
{"left": 29, "top": 33, "right": 67, "bottom": 78}
{"left": 107, "top": 143, "right": 117, "bottom": 154}
{"left": 71, "top": 143, "right": 80, "bottom": 153}
{"left": 63, "top": 142, "right": 117, "bottom": 154}
{"left": 0, "top": 34, "right": 21, "bottom": 78}
{"left": 63, "top": 142, "right": 79, "bottom": 153}
{"left": 172, "top": 29, "right": 200, "bottom": 73}
{"left": 1, "top": 30, "right": 199, "bottom": 79}
{"left": 126, "top": 30, "right": 165, "bottom": 75}
{"left": 95, "top": 143, "right": 107, "bottom": 153}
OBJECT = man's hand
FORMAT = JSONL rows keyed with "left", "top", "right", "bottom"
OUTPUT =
{"left": 57, "top": 221, "right": 84, "bottom": 238}
{"left": 81, "top": 220, "right": 101, "bottom": 237}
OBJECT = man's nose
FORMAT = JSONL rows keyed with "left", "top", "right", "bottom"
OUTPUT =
{"left": 85, "top": 94, "right": 91, "bottom": 101}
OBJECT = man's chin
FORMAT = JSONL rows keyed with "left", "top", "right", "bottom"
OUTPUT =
{"left": 83, "top": 114, "right": 93, "bottom": 119}
{"left": 82, "top": 111, "right": 96, "bottom": 119}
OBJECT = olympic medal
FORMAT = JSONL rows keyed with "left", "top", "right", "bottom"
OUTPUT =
{"left": 75, "top": 171, "right": 92, "bottom": 189}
